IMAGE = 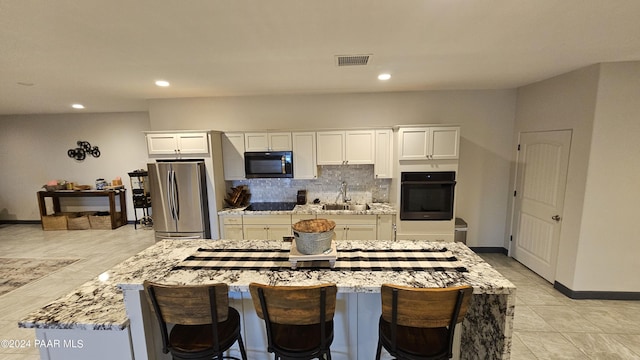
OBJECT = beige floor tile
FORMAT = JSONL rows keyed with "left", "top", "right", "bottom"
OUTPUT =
{"left": 529, "top": 305, "right": 603, "bottom": 333}
{"left": 516, "top": 331, "right": 588, "bottom": 359}
{"left": 562, "top": 333, "right": 640, "bottom": 360}
{"left": 513, "top": 304, "right": 555, "bottom": 332}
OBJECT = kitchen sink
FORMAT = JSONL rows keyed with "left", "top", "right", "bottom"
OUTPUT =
{"left": 322, "top": 203, "right": 370, "bottom": 211}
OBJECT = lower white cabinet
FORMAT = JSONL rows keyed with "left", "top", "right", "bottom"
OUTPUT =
{"left": 220, "top": 213, "right": 392, "bottom": 241}
{"left": 324, "top": 215, "right": 377, "bottom": 240}
{"left": 220, "top": 215, "right": 243, "bottom": 240}
{"left": 376, "top": 215, "right": 395, "bottom": 241}
{"left": 243, "top": 215, "right": 292, "bottom": 241}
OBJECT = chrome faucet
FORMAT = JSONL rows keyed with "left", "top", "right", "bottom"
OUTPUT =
{"left": 340, "top": 181, "right": 351, "bottom": 203}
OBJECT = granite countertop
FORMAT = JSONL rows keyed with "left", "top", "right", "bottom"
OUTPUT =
{"left": 218, "top": 202, "right": 397, "bottom": 216}
{"left": 19, "top": 239, "right": 514, "bottom": 331}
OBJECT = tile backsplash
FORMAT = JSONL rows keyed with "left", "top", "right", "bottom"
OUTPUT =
{"left": 228, "top": 165, "right": 391, "bottom": 205}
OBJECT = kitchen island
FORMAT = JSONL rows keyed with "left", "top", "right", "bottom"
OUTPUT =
{"left": 20, "top": 239, "right": 515, "bottom": 360}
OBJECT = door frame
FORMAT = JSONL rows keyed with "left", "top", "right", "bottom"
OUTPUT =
{"left": 507, "top": 130, "right": 573, "bottom": 280}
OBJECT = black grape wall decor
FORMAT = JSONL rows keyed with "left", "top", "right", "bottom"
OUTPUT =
{"left": 68, "top": 140, "right": 100, "bottom": 161}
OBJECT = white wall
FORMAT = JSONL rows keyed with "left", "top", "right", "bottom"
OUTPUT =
{"left": 148, "top": 90, "right": 516, "bottom": 248}
{"left": 0, "top": 112, "right": 151, "bottom": 221}
{"left": 575, "top": 62, "right": 640, "bottom": 291}
{"left": 514, "top": 61, "right": 640, "bottom": 293}
{"left": 513, "top": 65, "right": 600, "bottom": 288}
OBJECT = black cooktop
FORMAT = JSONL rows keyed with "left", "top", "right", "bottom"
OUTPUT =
{"left": 245, "top": 202, "right": 297, "bottom": 211}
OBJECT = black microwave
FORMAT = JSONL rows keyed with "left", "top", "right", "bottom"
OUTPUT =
{"left": 244, "top": 151, "right": 293, "bottom": 178}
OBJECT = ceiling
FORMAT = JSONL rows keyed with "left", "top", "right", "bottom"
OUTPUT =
{"left": 2, "top": 0, "right": 640, "bottom": 115}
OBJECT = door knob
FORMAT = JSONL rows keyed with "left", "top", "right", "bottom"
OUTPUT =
{"left": 552, "top": 215, "right": 561, "bottom": 222}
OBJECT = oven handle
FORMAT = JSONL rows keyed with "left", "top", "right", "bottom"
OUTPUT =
{"left": 401, "top": 180, "right": 457, "bottom": 185}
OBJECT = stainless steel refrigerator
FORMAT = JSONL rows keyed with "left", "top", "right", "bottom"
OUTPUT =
{"left": 148, "top": 161, "right": 210, "bottom": 241}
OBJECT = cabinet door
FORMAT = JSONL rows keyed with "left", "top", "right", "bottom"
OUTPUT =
{"left": 374, "top": 129, "right": 393, "bottom": 178}
{"left": 244, "top": 133, "right": 269, "bottom": 151}
{"left": 333, "top": 226, "right": 348, "bottom": 241}
{"left": 316, "top": 131, "right": 345, "bottom": 165}
{"left": 430, "top": 127, "right": 459, "bottom": 159}
{"left": 345, "top": 130, "right": 375, "bottom": 164}
{"left": 345, "top": 225, "right": 377, "bottom": 240}
{"left": 243, "top": 225, "right": 268, "bottom": 240}
{"left": 292, "top": 132, "right": 317, "bottom": 179}
{"left": 147, "top": 134, "right": 179, "bottom": 155}
{"left": 222, "top": 225, "right": 244, "bottom": 240}
{"left": 376, "top": 215, "right": 394, "bottom": 241}
{"left": 268, "top": 132, "right": 292, "bottom": 151}
{"left": 176, "top": 133, "right": 209, "bottom": 154}
{"left": 398, "top": 128, "right": 429, "bottom": 160}
{"left": 267, "top": 225, "right": 292, "bottom": 241}
{"left": 222, "top": 133, "right": 246, "bottom": 180}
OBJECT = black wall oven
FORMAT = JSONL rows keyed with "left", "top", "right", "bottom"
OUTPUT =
{"left": 400, "top": 171, "right": 456, "bottom": 220}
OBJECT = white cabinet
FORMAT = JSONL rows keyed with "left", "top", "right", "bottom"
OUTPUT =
{"left": 221, "top": 133, "right": 246, "bottom": 180}
{"left": 324, "top": 215, "right": 377, "bottom": 240}
{"left": 146, "top": 132, "right": 209, "bottom": 156}
{"left": 316, "top": 130, "right": 375, "bottom": 165}
{"left": 244, "top": 132, "right": 292, "bottom": 151}
{"left": 243, "top": 215, "right": 292, "bottom": 241}
{"left": 316, "top": 131, "right": 345, "bottom": 165}
{"left": 376, "top": 215, "right": 395, "bottom": 241}
{"left": 374, "top": 129, "right": 393, "bottom": 178}
{"left": 431, "top": 127, "right": 460, "bottom": 159}
{"left": 220, "top": 215, "right": 243, "bottom": 240}
{"left": 292, "top": 132, "right": 317, "bottom": 179}
{"left": 398, "top": 126, "right": 459, "bottom": 160}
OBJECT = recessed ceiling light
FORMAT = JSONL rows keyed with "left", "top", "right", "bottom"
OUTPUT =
{"left": 155, "top": 80, "right": 170, "bottom": 87}
{"left": 71, "top": 104, "right": 85, "bottom": 109}
{"left": 378, "top": 73, "right": 391, "bottom": 81}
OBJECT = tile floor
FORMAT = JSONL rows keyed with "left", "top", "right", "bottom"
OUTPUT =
{"left": 0, "top": 224, "right": 639, "bottom": 359}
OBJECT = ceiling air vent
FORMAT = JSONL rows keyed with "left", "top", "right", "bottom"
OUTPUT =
{"left": 335, "top": 54, "right": 371, "bottom": 67}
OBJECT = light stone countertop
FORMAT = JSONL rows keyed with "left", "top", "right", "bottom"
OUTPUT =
{"left": 218, "top": 202, "right": 397, "bottom": 216}
{"left": 19, "top": 239, "right": 514, "bottom": 331}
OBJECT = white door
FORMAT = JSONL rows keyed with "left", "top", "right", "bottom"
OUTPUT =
{"left": 511, "top": 130, "right": 572, "bottom": 282}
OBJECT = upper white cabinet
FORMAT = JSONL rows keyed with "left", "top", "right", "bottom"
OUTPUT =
{"left": 374, "top": 129, "right": 393, "bottom": 178}
{"left": 244, "top": 132, "right": 292, "bottom": 151}
{"left": 398, "top": 126, "right": 459, "bottom": 160}
{"left": 221, "top": 132, "right": 246, "bottom": 180}
{"left": 292, "top": 132, "right": 317, "bottom": 179}
{"left": 146, "top": 132, "right": 209, "bottom": 156}
{"left": 316, "top": 130, "right": 375, "bottom": 165}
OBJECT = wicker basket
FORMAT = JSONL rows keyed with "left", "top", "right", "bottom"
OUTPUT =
{"left": 292, "top": 219, "right": 336, "bottom": 255}
{"left": 89, "top": 213, "right": 113, "bottom": 229}
{"left": 66, "top": 213, "right": 91, "bottom": 230}
{"left": 42, "top": 214, "right": 67, "bottom": 230}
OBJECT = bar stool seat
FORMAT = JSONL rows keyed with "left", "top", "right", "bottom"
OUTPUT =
{"left": 249, "top": 282, "right": 337, "bottom": 360}
{"left": 376, "top": 284, "right": 473, "bottom": 360}
{"left": 144, "top": 281, "right": 248, "bottom": 360}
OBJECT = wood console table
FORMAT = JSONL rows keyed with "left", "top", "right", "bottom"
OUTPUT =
{"left": 37, "top": 190, "right": 127, "bottom": 229}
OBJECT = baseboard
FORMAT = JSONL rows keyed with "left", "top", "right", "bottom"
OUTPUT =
{"left": 554, "top": 281, "right": 640, "bottom": 300}
{"left": 468, "top": 246, "right": 508, "bottom": 255}
{"left": 0, "top": 220, "right": 40, "bottom": 225}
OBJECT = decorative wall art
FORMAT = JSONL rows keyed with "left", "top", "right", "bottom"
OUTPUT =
{"left": 67, "top": 140, "right": 100, "bottom": 161}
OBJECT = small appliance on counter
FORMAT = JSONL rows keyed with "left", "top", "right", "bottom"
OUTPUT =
{"left": 297, "top": 190, "right": 307, "bottom": 205}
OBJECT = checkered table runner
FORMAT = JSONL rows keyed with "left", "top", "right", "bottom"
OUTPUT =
{"left": 172, "top": 247, "right": 467, "bottom": 272}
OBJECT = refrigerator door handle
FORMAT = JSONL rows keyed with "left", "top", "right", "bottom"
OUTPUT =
{"left": 173, "top": 170, "right": 180, "bottom": 220}
{"left": 167, "top": 169, "right": 175, "bottom": 220}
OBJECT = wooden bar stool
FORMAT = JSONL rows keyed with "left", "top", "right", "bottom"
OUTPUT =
{"left": 376, "top": 284, "right": 473, "bottom": 360}
{"left": 144, "top": 281, "right": 248, "bottom": 360}
{"left": 249, "top": 282, "right": 337, "bottom": 360}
